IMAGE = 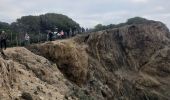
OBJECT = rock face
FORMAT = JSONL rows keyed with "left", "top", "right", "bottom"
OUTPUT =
{"left": 0, "top": 20, "right": 170, "bottom": 100}
{"left": 28, "top": 40, "right": 88, "bottom": 86}
{"left": 82, "top": 22, "right": 170, "bottom": 100}
{"left": 0, "top": 47, "right": 72, "bottom": 100}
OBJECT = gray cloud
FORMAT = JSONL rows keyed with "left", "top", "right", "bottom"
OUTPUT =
{"left": 0, "top": 0, "right": 170, "bottom": 28}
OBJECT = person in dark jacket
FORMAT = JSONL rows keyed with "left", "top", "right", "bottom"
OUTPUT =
{"left": 0, "top": 31, "right": 7, "bottom": 50}
{"left": 48, "top": 31, "right": 53, "bottom": 41}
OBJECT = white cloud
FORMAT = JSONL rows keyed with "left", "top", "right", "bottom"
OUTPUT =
{"left": 142, "top": 13, "right": 170, "bottom": 28}
{"left": 0, "top": 0, "right": 170, "bottom": 29}
{"left": 155, "top": 6, "right": 165, "bottom": 11}
{"left": 130, "top": 0, "right": 149, "bottom": 3}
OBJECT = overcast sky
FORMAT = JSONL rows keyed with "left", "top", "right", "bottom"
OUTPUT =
{"left": 0, "top": 0, "right": 170, "bottom": 28}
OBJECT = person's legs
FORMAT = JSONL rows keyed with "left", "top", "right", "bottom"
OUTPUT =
{"left": 0, "top": 40, "right": 3, "bottom": 49}
{"left": 25, "top": 40, "right": 27, "bottom": 46}
{"left": 49, "top": 37, "right": 52, "bottom": 41}
{"left": 4, "top": 39, "right": 6, "bottom": 50}
{"left": 1, "top": 39, "right": 6, "bottom": 50}
{"left": 28, "top": 40, "right": 30, "bottom": 45}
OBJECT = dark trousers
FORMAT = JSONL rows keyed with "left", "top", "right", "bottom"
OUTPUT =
{"left": 1, "top": 39, "right": 7, "bottom": 50}
{"left": 49, "top": 37, "right": 53, "bottom": 41}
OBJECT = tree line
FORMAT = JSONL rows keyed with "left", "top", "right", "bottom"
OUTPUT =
{"left": 93, "top": 17, "right": 159, "bottom": 32}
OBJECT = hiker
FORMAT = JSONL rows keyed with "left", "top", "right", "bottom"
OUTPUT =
{"left": 24, "top": 33, "right": 30, "bottom": 46}
{"left": 60, "top": 30, "right": 64, "bottom": 39}
{"left": 69, "top": 28, "right": 72, "bottom": 37}
{"left": 47, "top": 32, "right": 49, "bottom": 41}
{"left": 48, "top": 31, "right": 53, "bottom": 41}
{"left": 0, "top": 31, "right": 7, "bottom": 50}
{"left": 53, "top": 31, "right": 58, "bottom": 40}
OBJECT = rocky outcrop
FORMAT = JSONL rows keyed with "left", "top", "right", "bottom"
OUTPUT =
{"left": 79, "top": 22, "right": 170, "bottom": 100}
{"left": 27, "top": 20, "right": 170, "bottom": 100}
{"left": 28, "top": 40, "right": 88, "bottom": 86}
{"left": 0, "top": 47, "right": 75, "bottom": 100}
{"left": 0, "top": 19, "right": 170, "bottom": 100}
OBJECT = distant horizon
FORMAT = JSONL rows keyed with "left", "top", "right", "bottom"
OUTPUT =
{"left": 1, "top": 0, "right": 170, "bottom": 29}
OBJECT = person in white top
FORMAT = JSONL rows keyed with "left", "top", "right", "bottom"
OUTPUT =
{"left": 25, "top": 33, "right": 30, "bottom": 46}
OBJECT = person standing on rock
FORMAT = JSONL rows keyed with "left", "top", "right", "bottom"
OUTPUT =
{"left": 60, "top": 30, "right": 64, "bottom": 39}
{"left": 24, "top": 33, "right": 30, "bottom": 46}
{"left": 0, "top": 31, "right": 7, "bottom": 50}
{"left": 48, "top": 30, "right": 53, "bottom": 41}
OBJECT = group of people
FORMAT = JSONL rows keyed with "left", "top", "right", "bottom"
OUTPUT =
{"left": 47, "top": 30, "right": 65, "bottom": 41}
{"left": 0, "top": 30, "right": 30, "bottom": 51}
{"left": 0, "top": 29, "right": 67, "bottom": 51}
{"left": 23, "top": 30, "right": 65, "bottom": 46}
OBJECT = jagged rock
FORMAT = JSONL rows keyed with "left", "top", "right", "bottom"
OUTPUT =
{"left": 0, "top": 47, "right": 71, "bottom": 100}
{"left": 28, "top": 40, "right": 88, "bottom": 86}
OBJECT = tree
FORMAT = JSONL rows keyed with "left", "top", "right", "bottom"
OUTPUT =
{"left": 0, "top": 22, "right": 10, "bottom": 31}
{"left": 16, "top": 15, "right": 40, "bottom": 33}
{"left": 94, "top": 24, "right": 105, "bottom": 31}
{"left": 126, "top": 17, "right": 148, "bottom": 24}
{"left": 92, "top": 17, "right": 154, "bottom": 32}
{"left": 13, "top": 13, "right": 80, "bottom": 34}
